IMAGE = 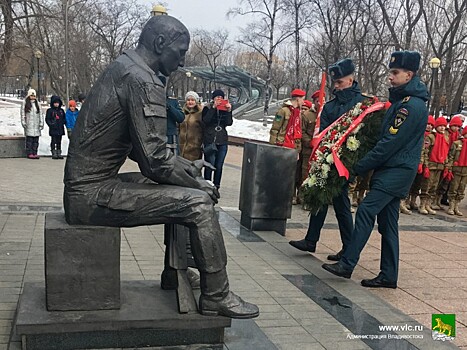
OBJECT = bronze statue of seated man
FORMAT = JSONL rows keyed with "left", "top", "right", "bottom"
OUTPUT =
{"left": 63, "top": 15, "right": 258, "bottom": 319}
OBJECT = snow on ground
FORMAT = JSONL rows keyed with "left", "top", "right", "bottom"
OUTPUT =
{"left": 227, "top": 118, "right": 270, "bottom": 142}
{"left": 0, "top": 100, "right": 271, "bottom": 156}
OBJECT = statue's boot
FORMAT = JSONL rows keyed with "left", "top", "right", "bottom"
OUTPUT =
{"left": 199, "top": 269, "right": 259, "bottom": 319}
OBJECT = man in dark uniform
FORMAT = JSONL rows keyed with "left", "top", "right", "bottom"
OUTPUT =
{"left": 289, "top": 58, "right": 368, "bottom": 260}
{"left": 322, "top": 51, "right": 429, "bottom": 288}
{"left": 63, "top": 15, "right": 258, "bottom": 318}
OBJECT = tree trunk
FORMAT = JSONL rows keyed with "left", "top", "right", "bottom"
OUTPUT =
{"left": 0, "top": 0, "right": 14, "bottom": 76}
{"left": 450, "top": 68, "right": 467, "bottom": 114}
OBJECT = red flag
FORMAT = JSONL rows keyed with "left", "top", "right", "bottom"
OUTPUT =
{"left": 311, "top": 71, "right": 327, "bottom": 148}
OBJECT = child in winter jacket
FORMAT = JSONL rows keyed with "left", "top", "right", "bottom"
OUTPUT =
{"left": 20, "top": 89, "right": 43, "bottom": 159}
{"left": 446, "top": 128, "right": 467, "bottom": 216}
{"left": 45, "top": 95, "right": 66, "bottom": 159}
{"left": 65, "top": 100, "right": 79, "bottom": 139}
{"left": 420, "top": 117, "right": 450, "bottom": 214}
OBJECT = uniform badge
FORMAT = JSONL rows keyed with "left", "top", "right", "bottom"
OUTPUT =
{"left": 402, "top": 96, "right": 410, "bottom": 103}
{"left": 389, "top": 126, "right": 398, "bottom": 134}
{"left": 394, "top": 114, "right": 406, "bottom": 127}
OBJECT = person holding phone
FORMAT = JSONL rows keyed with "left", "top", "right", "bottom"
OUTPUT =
{"left": 202, "top": 89, "right": 233, "bottom": 189}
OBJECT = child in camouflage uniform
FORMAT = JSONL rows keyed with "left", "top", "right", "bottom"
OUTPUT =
{"left": 420, "top": 117, "right": 450, "bottom": 215}
{"left": 446, "top": 127, "right": 467, "bottom": 216}
{"left": 408, "top": 115, "right": 435, "bottom": 212}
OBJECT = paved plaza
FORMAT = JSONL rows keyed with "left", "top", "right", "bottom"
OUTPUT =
{"left": 0, "top": 146, "right": 466, "bottom": 349}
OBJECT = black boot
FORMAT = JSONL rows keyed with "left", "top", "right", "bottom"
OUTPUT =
{"left": 57, "top": 149, "right": 64, "bottom": 159}
{"left": 322, "top": 262, "right": 352, "bottom": 279}
{"left": 199, "top": 269, "right": 259, "bottom": 319}
{"left": 327, "top": 250, "right": 343, "bottom": 261}
{"left": 288, "top": 239, "right": 316, "bottom": 252}
{"left": 51, "top": 147, "right": 59, "bottom": 159}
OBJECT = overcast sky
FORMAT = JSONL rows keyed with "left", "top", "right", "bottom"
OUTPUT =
{"left": 142, "top": 0, "right": 248, "bottom": 37}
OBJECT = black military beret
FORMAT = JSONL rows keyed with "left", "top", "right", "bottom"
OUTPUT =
{"left": 389, "top": 51, "right": 421, "bottom": 72}
{"left": 328, "top": 58, "right": 355, "bottom": 81}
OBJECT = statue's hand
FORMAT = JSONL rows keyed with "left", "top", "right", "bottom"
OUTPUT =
{"left": 195, "top": 177, "right": 220, "bottom": 203}
{"left": 192, "top": 159, "right": 216, "bottom": 177}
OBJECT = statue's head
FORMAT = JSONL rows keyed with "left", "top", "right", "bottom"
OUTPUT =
{"left": 137, "top": 15, "right": 190, "bottom": 76}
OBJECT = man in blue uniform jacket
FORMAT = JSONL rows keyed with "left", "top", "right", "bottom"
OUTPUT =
{"left": 322, "top": 51, "right": 429, "bottom": 288}
{"left": 289, "top": 58, "right": 368, "bottom": 261}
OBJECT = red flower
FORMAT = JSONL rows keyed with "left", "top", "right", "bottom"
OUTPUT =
{"left": 384, "top": 101, "right": 392, "bottom": 110}
{"left": 454, "top": 161, "right": 459, "bottom": 166}
{"left": 361, "top": 105, "right": 368, "bottom": 110}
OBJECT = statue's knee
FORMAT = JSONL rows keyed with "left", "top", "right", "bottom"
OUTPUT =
{"left": 190, "top": 193, "right": 215, "bottom": 219}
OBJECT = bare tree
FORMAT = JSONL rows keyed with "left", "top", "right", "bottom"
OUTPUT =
{"left": 192, "top": 29, "right": 229, "bottom": 89}
{"left": 422, "top": 0, "right": 467, "bottom": 115}
{"left": 282, "top": 0, "right": 314, "bottom": 87}
{"left": 229, "top": 0, "right": 294, "bottom": 118}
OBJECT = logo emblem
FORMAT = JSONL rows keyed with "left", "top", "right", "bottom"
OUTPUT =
{"left": 432, "top": 314, "right": 455, "bottom": 341}
{"left": 394, "top": 113, "right": 407, "bottom": 128}
{"left": 391, "top": 56, "right": 396, "bottom": 62}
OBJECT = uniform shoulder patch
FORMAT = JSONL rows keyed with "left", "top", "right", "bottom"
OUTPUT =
{"left": 389, "top": 126, "right": 398, "bottom": 134}
{"left": 402, "top": 96, "right": 410, "bottom": 103}
{"left": 274, "top": 114, "right": 282, "bottom": 122}
{"left": 393, "top": 108, "right": 409, "bottom": 128}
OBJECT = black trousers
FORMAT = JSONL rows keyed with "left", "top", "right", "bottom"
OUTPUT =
{"left": 25, "top": 136, "right": 39, "bottom": 155}
{"left": 50, "top": 135, "right": 62, "bottom": 150}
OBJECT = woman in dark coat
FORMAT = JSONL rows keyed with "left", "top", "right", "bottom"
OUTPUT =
{"left": 202, "top": 89, "right": 233, "bottom": 189}
{"left": 45, "top": 95, "right": 66, "bottom": 159}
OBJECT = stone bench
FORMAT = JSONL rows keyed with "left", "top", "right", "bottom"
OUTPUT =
{"left": 45, "top": 213, "right": 121, "bottom": 311}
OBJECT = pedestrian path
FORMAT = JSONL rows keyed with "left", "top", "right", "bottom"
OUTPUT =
{"left": 0, "top": 146, "right": 465, "bottom": 349}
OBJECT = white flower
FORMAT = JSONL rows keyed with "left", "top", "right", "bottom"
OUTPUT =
{"left": 346, "top": 136, "right": 360, "bottom": 151}
{"left": 304, "top": 174, "right": 317, "bottom": 187}
{"left": 326, "top": 153, "right": 334, "bottom": 164}
{"left": 322, "top": 163, "right": 330, "bottom": 174}
{"left": 350, "top": 103, "right": 362, "bottom": 116}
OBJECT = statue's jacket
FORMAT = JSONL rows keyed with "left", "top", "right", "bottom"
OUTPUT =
{"left": 64, "top": 49, "right": 175, "bottom": 222}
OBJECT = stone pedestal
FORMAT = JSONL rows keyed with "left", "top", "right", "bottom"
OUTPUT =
{"left": 239, "top": 142, "right": 297, "bottom": 235}
{"left": 0, "top": 136, "right": 26, "bottom": 158}
{"left": 16, "top": 281, "right": 231, "bottom": 350}
{"left": 45, "top": 212, "right": 121, "bottom": 311}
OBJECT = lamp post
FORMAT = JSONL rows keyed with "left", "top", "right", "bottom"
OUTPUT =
{"left": 34, "top": 50, "right": 42, "bottom": 102}
{"left": 428, "top": 57, "right": 441, "bottom": 113}
{"left": 151, "top": 4, "right": 167, "bottom": 16}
